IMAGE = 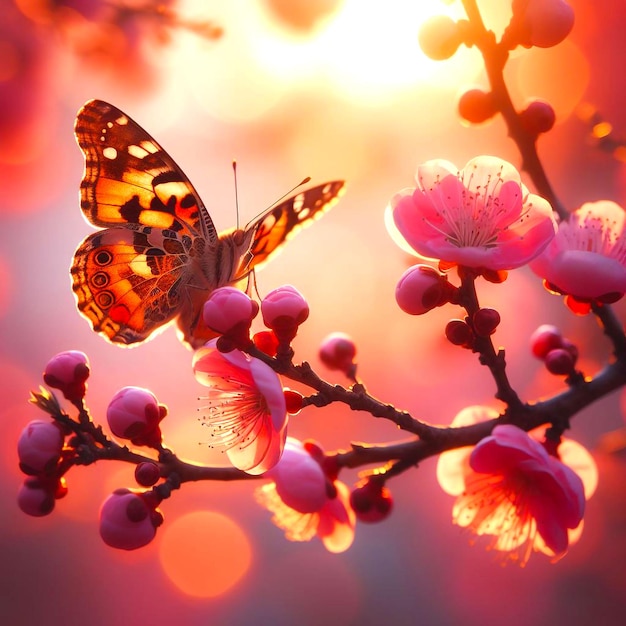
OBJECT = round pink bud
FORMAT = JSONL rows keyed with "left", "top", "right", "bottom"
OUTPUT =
{"left": 545, "top": 348, "right": 577, "bottom": 375}
{"left": 530, "top": 324, "right": 563, "bottom": 359}
{"left": 396, "top": 265, "right": 453, "bottom": 315}
{"left": 17, "top": 477, "right": 56, "bottom": 517}
{"left": 458, "top": 89, "right": 497, "bottom": 125}
{"left": 135, "top": 462, "right": 161, "bottom": 487}
{"left": 261, "top": 285, "right": 309, "bottom": 332}
{"left": 472, "top": 308, "right": 501, "bottom": 337}
{"left": 319, "top": 332, "right": 357, "bottom": 375}
{"left": 17, "top": 420, "right": 65, "bottom": 475}
{"left": 106, "top": 387, "right": 166, "bottom": 447}
{"left": 519, "top": 100, "right": 556, "bottom": 134}
{"left": 350, "top": 480, "right": 394, "bottom": 523}
{"left": 445, "top": 319, "right": 474, "bottom": 348}
{"left": 43, "top": 350, "right": 90, "bottom": 403}
{"left": 418, "top": 15, "right": 463, "bottom": 60}
{"left": 513, "top": 0, "right": 574, "bottom": 48}
{"left": 202, "top": 287, "right": 259, "bottom": 334}
{"left": 99, "top": 489, "right": 161, "bottom": 550}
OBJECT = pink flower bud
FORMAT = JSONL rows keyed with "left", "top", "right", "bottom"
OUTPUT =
{"left": 43, "top": 350, "right": 90, "bottom": 403}
{"left": 319, "top": 332, "right": 357, "bottom": 376}
{"left": 458, "top": 89, "right": 497, "bottom": 125}
{"left": 418, "top": 15, "right": 463, "bottom": 60}
{"left": 202, "top": 287, "right": 259, "bottom": 334}
{"left": 519, "top": 100, "right": 556, "bottom": 134}
{"left": 99, "top": 489, "right": 161, "bottom": 550}
{"left": 395, "top": 265, "right": 454, "bottom": 315}
{"left": 530, "top": 324, "right": 563, "bottom": 359}
{"left": 350, "top": 480, "right": 394, "bottom": 523}
{"left": 106, "top": 387, "right": 166, "bottom": 448}
{"left": 17, "top": 420, "right": 65, "bottom": 475}
{"left": 17, "top": 477, "right": 56, "bottom": 517}
{"left": 262, "top": 285, "right": 309, "bottom": 330}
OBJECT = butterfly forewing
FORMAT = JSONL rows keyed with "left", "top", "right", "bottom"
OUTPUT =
{"left": 75, "top": 99, "right": 218, "bottom": 241}
{"left": 234, "top": 180, "right": 346, "bottom": 277}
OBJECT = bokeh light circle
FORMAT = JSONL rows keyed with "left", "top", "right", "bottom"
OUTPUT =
{"left": 159, "top": 510, "right": 252, "bottom": 598}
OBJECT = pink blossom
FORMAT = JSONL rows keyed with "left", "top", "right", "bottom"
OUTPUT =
{"left": 193, "top": 340, "right": 288, "bottom": 475}
{"left": 17, "top": 420, "right": 65, "bottom": 475}
{"left": 530, "top": 201, "right": 626, "bottom": 307}
{"left": 387, "top": 156, "right": 557, "bottom": 271}
{"left": 43, "top": 350, "right": 90, "bottom": 403}
{"left": 255, "top": 438, "right": 356, "bottom": 553}
{"left": 99, "top": 489, "right": 162, "bottom": 550}
{"left": 202, "top": 287, "right": 259, "bottom": 334}
{"left": 106, "top": 387, "right": 166, "bottom": 448}
{"left": 437, "top": 417, "right": 595, "bottom": 565}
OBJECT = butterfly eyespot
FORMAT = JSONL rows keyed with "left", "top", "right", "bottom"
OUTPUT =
{"left": 91, "top": 272, "right": 110, "bottom": 288}
{"left": 96, "top": 291, "right": 115, "bottom": 308}
{"left": 94, "top": 250, "right": 113, "bottom": 266}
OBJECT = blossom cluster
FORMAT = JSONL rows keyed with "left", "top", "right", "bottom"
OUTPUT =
{"left": 15, "top": 0, "right": 626, "bottom": 568}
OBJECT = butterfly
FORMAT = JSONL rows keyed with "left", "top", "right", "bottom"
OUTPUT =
{"left": 71, "top": 100, "right": 345, "bottom": 349}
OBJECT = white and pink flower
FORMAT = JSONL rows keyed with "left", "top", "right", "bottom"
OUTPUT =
{"left": 387, "top": 156, "right": 557, "bottom": 271}
{"left": 437, "top": 408, "right": 597, "bottom": 565}
{"left": 193, "top": 340, "right": 288, "bottom": 475}
{"left": 255, "top": 438, "right": 356, "bottom": 553}
{"left": 530, "top": 200, "right": 626, "bottom": 312}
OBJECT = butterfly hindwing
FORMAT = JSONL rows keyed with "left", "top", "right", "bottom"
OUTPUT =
{"left": 75, "top": 99, "right": 217, "bottom": 241}
{"left": 71, "top": 225, "right": 198, "bottom": 345}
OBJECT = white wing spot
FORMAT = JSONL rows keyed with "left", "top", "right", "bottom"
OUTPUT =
{"left": 103, "top": 147, "right": 118, "bottom": 160}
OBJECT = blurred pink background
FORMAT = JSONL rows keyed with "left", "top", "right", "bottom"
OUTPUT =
{"left": 2, "top": 1, "right": 626, "bottom": 624}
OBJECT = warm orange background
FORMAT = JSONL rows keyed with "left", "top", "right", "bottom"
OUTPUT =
{"left": 2, "top": 1, "right": 626, "bottom": 624}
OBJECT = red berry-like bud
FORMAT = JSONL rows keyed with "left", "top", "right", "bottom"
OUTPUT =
{"left": 135, "top": 462, "right": 161, "bottom": 487}
{"left": 106, "top": 387, "right": 167, "bottom": 448}
{"left": 283, "top": 389, "right": 304, "bottom": 415}
{"left": 17, "top": 420, "right": 65, "bottom": 475}
{"left": 458, "top": 89, "right": 497, "bottom": 124}
{"left": 472, "top": 308, "right": 501, "bottom": 337}
{"left": 445, "top": 319, "right": 474, "bottom": 348}
{"left": 319, "top": 332, "right": 357, "bottom": 375}
{"left": 395, "top": 264, "right": 455, "bottom": 315}
{"left": 545, "top": 348, "right": 576, "bottom": 375}
{"left": 202, "top": 287, "right": 259, "bottom": 334}
{"left": 511, "top": 0, "right": 575, "bottom": 48}
{"left": 99, "top": 489, "right": 160, "bottom": 550}
{"left": 530, "top": 324, "right": 563, "bottom": 359}
{"left": 350, "top": 480, "right": 393, "bottom": 523}
{"left": 419, "top": 15, "right": 463, "bottom": 60}
{"left": 43, "top": 350, "right": 90, "bottom": 403}
{"left": 519, "top": 100, "right": 556, "bottom": 134}
{"left": 253, "top": 330, "right": 279, "bottom": 357}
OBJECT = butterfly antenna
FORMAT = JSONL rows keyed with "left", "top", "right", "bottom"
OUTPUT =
{"left": 233, "top": 160, "right": 240, "bottom": 230}
{"left": 247, "top": 176, "right": 312, "bottom": 224}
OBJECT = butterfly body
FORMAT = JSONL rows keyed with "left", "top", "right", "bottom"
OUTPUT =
{"left": 71, "top": 100, "right": 344, "bottom": 348}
